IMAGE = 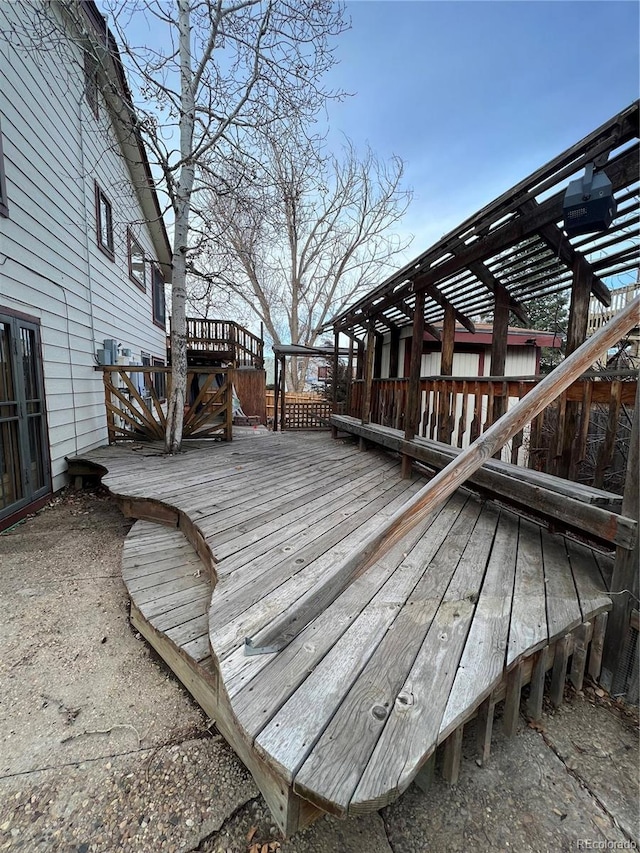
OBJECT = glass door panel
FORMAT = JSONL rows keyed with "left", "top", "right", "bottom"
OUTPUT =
{"left": 0, "top": 314, "right": 50, "bottom": 523}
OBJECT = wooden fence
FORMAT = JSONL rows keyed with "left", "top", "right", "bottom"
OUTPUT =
{"left": 102, "top": 366, "right": 233, "bottom": 443}
{"left": 350, "top": 373, "right": 637, "bottom": 492}
{"left": 266, "top": 390, "right": 326, "bottom": 423}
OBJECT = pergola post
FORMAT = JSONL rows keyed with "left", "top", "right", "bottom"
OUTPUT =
{"left": 402, "top": 290, "right": 425, "bottom": 478}
{"left": 600, "top": 380, "right": 639, "bottom": 693}
{"left": 389, "top": 325, "right": 401, "bottom": 378}
{"left": 331, "top": 329, "right": 340, "bottom": 439}
{"left": 437, "top": 304, "right": 455, "bottom": 444}
{"left": 332, "top": 330, "right": 340, "bottom": 413}
{"left": 280, "top": 355, "right": 286, "bottom": 432}
{"left": 361, "top": 324, "right": 376, "bottom": 426}
{"left": 558, "top": 258, "right": 592, "bottom": 477}
{"left": 345, "top": 337, "right": 354, "bottom": 416}
{"left": 356, "top": 339, "right": 364, "bottom": 379}
{"left": 374, "top": 332, "right": 384, "bottom": 379}
{"left": 490, "top": 289, "right": 510, "bottom": 425}
{"left": 273, "top": 354, "right": 280, "bottom": 432}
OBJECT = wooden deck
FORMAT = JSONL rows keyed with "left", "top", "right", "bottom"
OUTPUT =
{"left": 70, "top": 429, "right": 615, "bottom": 834}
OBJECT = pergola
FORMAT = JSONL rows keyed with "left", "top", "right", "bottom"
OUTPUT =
{"left": 272, "top": 344, "right": 351, "bottom": 431}
{"left": 322, "top": 101, "right": 639, "bottom": 475}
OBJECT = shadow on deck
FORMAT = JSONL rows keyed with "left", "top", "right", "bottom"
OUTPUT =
{"left": 68, "top": 428, "right": 616, "bottom": 835}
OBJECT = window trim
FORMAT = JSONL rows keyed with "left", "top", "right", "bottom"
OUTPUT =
{"left": 127, "top": 228, "right": 146, "bottom": 291}
{"left": 0, "top": 128, "right": 8, "bottom": 218}
{"left": 95, "top": 182, "right": 115, "bottom": 260}
{"left": 151, "top": 263, "right": 166, "bottom": 329}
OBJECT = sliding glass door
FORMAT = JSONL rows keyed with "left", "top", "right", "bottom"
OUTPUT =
{"left": 0, "top": 312, "right": 50, "bottom": 526}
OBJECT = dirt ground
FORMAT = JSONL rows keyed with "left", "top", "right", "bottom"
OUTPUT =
{"left": 0, "top": 487, "right": 638, "bottom": 853}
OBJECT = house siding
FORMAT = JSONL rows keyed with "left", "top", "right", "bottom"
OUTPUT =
{"left": 0, "top": 2, "right": 168, "bottom": 492}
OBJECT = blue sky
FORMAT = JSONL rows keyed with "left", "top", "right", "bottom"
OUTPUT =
{"left": 323, "top": 1, "right": 639, "bottom": 253}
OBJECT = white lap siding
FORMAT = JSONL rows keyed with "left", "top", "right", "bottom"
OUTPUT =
{"left": 0, "top": 2, "right": 168, "bottom": 490}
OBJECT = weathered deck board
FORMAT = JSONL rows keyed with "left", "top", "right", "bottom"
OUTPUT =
{"left": 255, "top": 495, "right": 480, "bottom": 789}
{"left": 347, "top": 502, "right": 500, "bottom": 813}
{"left": 73, "top": 428, "right": 614, "bottom": 831}
{"left": 507, "top": 518, "right": 547, "bottom": 667}
{"left": 543, "top": 530, "right": 583, "bottom": 642}
{"left": 232, "top": 493, "right": 468, "bottom": 739}
{"left": 210, "top": 479, "right": 422, "bottom": 662}
{"left": 440, "top": 509, "right": 519, "bottom": 737}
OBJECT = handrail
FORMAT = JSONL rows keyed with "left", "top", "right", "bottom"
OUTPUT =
{"left": 245, "top": 295, "right": 640, "bottom": 655}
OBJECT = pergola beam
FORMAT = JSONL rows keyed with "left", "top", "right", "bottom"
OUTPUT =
{"left": 467, "top": 260, "right": 529, "bottom": 325}
{"left": 518, "top": 199, "right": 611, "bottom": 306}
{"left": 412, "top": 146, "right": 638, "bottom": 301}
{"left": 422, "top": 283, "right": 476, "bottom": 334}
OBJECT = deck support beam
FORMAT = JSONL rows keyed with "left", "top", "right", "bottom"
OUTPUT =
{"left": 601, "top": 381, "right": 639, "bottom": 693}
{"left": 442, "top": 725, "right": 464, "bottom": 785}
{"left": 551, "top": 634, "right": 571, "bottom": 707}
{"left": 503, "top": 662, "right": 523, "bottom": 737}
{"left": 476, "top": 694, "right": 495, "bottom": 765}
{"left": 589, "top": 612, "right": 608, "bottom": 681}
{"left": 570, "top": 623, "right": 590, "bottom": 693}
{"left": 414, "top": 752, "right": 436, "bottom": 793}
{"left": 527, "top": 647, "right": 548, "bottom": 721}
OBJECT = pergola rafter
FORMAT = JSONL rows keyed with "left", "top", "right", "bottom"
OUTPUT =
{"left": 322, "top": 102, "right": 639, "bottom": 343}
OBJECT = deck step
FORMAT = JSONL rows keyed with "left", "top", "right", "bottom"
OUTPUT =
{"left": 122, "top": 520, "right": 212, "bottom": 665}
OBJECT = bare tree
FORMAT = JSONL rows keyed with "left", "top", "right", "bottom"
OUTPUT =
{"left": 102, "top": 0, "right": 346, "bottom": 450}
{"left": 192, "top": 131, "right": 412, "bottom": 390}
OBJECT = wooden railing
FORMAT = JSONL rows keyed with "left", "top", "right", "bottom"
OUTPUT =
{"left": 101, "top": 366, "right": 233, "bottom": 443}
{"left": 173, "top": 318, "right": 264, "bottom": 369}
{"left": 349, "top": 372, "right": 637, "bottom": 492}
{"left": 588, "top": 282, "right": 640, "bottom": 337}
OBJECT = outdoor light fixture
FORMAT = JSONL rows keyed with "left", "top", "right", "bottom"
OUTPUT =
{"left": 562, "top": 162, "right": 616, "bottom": 236}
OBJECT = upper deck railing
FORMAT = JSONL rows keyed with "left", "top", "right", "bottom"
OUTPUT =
{"left": 170, "top": 318, "right": 264, "bottom": 369}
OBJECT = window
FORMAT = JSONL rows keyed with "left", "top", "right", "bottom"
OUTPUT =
{"left": 0, "top": 127, "right": 8, "bottom": 218}
{"left": 128, "top": 229, "right": 146, "bottom": 290}
{"left": 152, "top": 357, "right": 167, "bottom": 401}
{"left": 95, "top": 183, "right": 114, "bottom": 259}
{"left": 84, "top": 52, "right": 99, "bottom": 120}
{"left": 152, "top": 264, "right": 166, "bottom": 328}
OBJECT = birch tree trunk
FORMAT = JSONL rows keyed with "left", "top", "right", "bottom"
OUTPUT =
{"left": 165, "top": 0, "right": 195, "bottom": 453}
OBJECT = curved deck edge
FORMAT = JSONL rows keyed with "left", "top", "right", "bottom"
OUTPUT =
{"left": 70, "top": 444, "right": 614, "bottom": 829}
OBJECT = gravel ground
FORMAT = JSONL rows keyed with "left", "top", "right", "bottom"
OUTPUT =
{"left": 0, "top": 488, "right": 638, "bottom": 853}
